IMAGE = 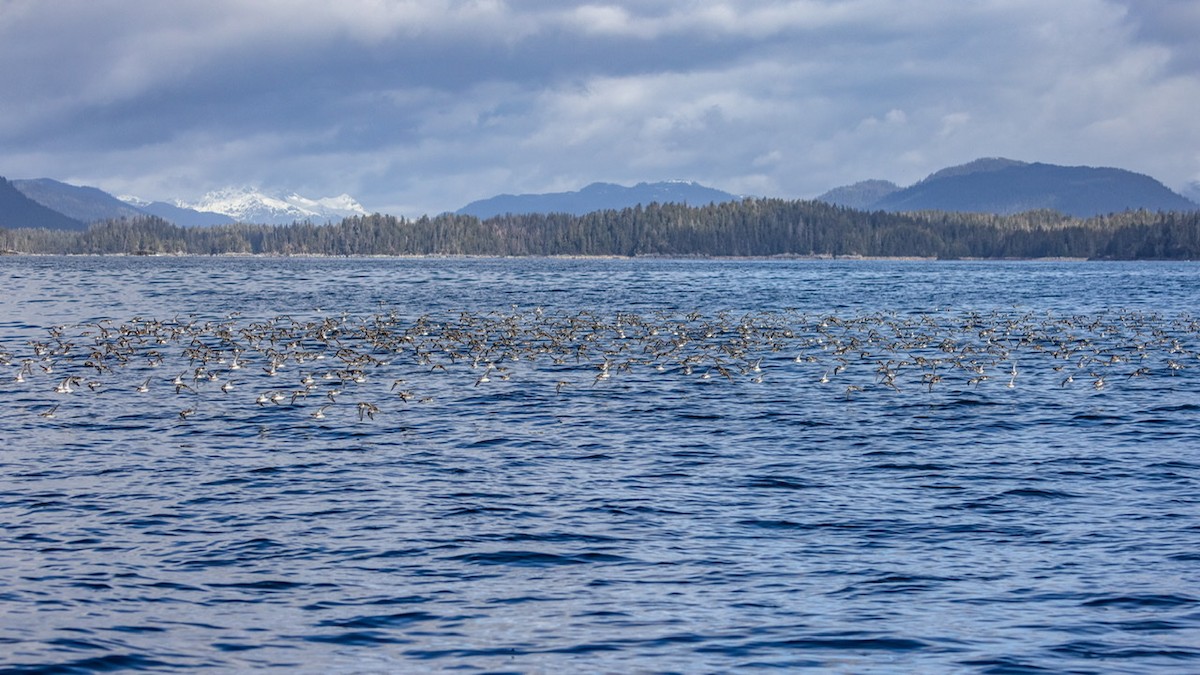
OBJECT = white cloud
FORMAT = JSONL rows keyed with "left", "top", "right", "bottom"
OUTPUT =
{"left": 938, "top": 113, "right": 970, "bottom": 138}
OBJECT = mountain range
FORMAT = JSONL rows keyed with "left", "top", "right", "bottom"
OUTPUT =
{"left": 2, "top": 158, "right": 1196, "bottom": 231}
{"left": 1, "top": 178, "right": 368, "bottom": 229}
{"left": 167, "top": 188, "right": 368, "bottom": 226}
{"left": 817, "top": 158, "right": 1197, "bottom": 216}
{"left": 455, "top": 181, "right": 742, "bottom": 219}
{"left": 456, "top": 162, "right": 1196, "bottom": 219}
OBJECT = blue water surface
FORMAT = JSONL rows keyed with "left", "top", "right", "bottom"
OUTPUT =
{"left": 1, "top": 256, "right": 1198, "bottom": 673}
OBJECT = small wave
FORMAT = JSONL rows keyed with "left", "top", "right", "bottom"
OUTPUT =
{"left": 870, "top": 462, "right": 950, "bottom": 471}
{"left": 317, "top": 610, "right": 439, "bottom": 629}
{"left": 947, "top": 397, "right": 1002, "bottom": 407}
{"left": 698, "top": 634, "right": 929, "bottom": 656}
{"left": 1082, "top": 593, "right": 1197, "bottom": 608}
{"left": 464, "top": 436, "right": 517, "bottom": 448}
{"left": 737, "top": 518, "right": 808, "bottom": 530}
{"left": 833, "top": 574, "right": 951, "bottom": 596}
{"left": 302, "top": 630, "right": 410, "bottom": 645}
{"left": 998, "top": 487, "right": 1081, "bottom": 499}
{"left": 680, "top": 412, "right": 724, "bottom": 420}
{"left": 1102, "top": 618, "right": 1187, "bottom": 632}
{"left": 1149, "top": 402, "right": 1200, "bottom": 413}
{"left": 1146, "top": 459, "right": 1200, "bottom": 471}
{"left": 441, "top": 505, "right": 519, "bottom": 517}
{"left": 745, "top": 476, "right": 824, "bottom": 490}
{"left": 0, "top": 653, "right": 174, "bottom": 674}
{"left": 447, "top": 550, "right": 628, "bottom": 567}
{"left": 1051, "top": 639, "right": 1200, "bottom": 660}
{"left": 208, "top": 579, "right": 308, "bottom": 591}
{"left": 1071, "top": 412, "right": 1123, "bottom": 424}
{"left": 142, "top": 581, "right": 205, "bottom": 593}
{"left": 573, "top": 452, "right": 614, "bottom": 460}
{"left": 482, "top": 531, "right": 624, "bottom": 544}
{"left": 542, "top": 641, "right": 626, "bottom": 654}
{"left": 957, "top": 654, "right": 1057, "bottom": 672}
{"left": 212, "top": 642, "right": 261, "bottom": 653}
{"left": 108, "top": 625, "right": 167, "bottom": 634}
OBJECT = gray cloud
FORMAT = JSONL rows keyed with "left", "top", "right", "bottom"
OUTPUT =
{"left": 1, "top": 0, "right": 1197, "bottom": 216}
{"left": 1119, "top": 0, "right": 1200, "bottom": 73}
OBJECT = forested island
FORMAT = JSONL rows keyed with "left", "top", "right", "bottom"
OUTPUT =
{"left": 2, "top": 198, "right": 1198, "bottom": 259}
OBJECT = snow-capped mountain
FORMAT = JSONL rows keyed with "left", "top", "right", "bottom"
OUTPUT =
{"left": 178, "top": 187, "right": 368, "bottom": 225}
{"left": 118, "top": 194, "right": 151, "bottom": 207}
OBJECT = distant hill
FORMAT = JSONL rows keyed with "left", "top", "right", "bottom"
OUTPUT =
{"left": 816, "top": 179, "right": 899, "bottom": 210}
{"left": 819, "top": 158, "right": 1198, "bottom": 217}
{"left": 13, "top": 178, "right": 148, "bottom": 223}
{"left": 915, "top": 157, "right": 1028, "bottom": 184}
{"left": 457, "top": 181, "right": 740, "bottom": 218}
{"left": 0, "top": 177, "right": 86, "bottom": 231}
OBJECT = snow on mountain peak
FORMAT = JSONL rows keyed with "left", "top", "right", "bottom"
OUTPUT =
{"left": 285, "top": 192, "right": 368, "bottom": 215}
{"left": 178, "top": 187, "right": 368, "bottom": 224}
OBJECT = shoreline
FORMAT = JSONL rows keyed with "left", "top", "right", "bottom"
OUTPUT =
{"left": 0, "top": 250, "right": 1131, "bottom": 262}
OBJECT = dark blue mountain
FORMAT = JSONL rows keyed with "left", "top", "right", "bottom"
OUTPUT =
{"left": 816, "top": 179, "right": 899, "bottom": 210}
{"left": 0, "top": 177, "right": 85, "bottom": 231}
{"left": 456, "top": 181, "right": 740, "bottom": 218}
{"left": 821, "top": 158, "right": 1197, "bottom": 217}
{"left": 11, "top": 178, "right": 235, "bottom": 227}
{"left": 13, "top": 178, "right": 147, "bottom": 223}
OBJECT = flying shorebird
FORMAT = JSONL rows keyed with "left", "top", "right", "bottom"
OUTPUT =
{"left": 53, "top": 376, "right": 81, "bottom": 394}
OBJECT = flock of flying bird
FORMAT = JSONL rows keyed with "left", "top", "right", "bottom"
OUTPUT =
{"left": 2, "top": 306, "right": 1198, "bottom": 424}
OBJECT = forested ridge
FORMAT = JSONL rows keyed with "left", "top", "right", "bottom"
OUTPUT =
{"left": 2, "top": 198, "right": 1198, "bottom": 259}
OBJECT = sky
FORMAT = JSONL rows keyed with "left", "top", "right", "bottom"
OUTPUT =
{"left": 2, "top": 0, "right": 1198, "bottom": 216}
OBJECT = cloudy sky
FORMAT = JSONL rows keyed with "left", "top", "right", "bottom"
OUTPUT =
{"left": 2, "top": 0, "right": 1198, "bottom": 215}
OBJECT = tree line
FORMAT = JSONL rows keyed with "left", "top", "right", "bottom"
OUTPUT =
{"left": 1, "top": 199, "right": 1198, "bottom": 259}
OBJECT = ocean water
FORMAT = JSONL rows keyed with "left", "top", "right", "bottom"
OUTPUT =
{"left": 1, "top": 256, "right": 1198, "bottom": 673}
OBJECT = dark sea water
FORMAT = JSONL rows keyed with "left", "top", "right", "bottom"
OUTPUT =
{"left": 1, "top": 256, "right": 1198, "bottom": 673}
